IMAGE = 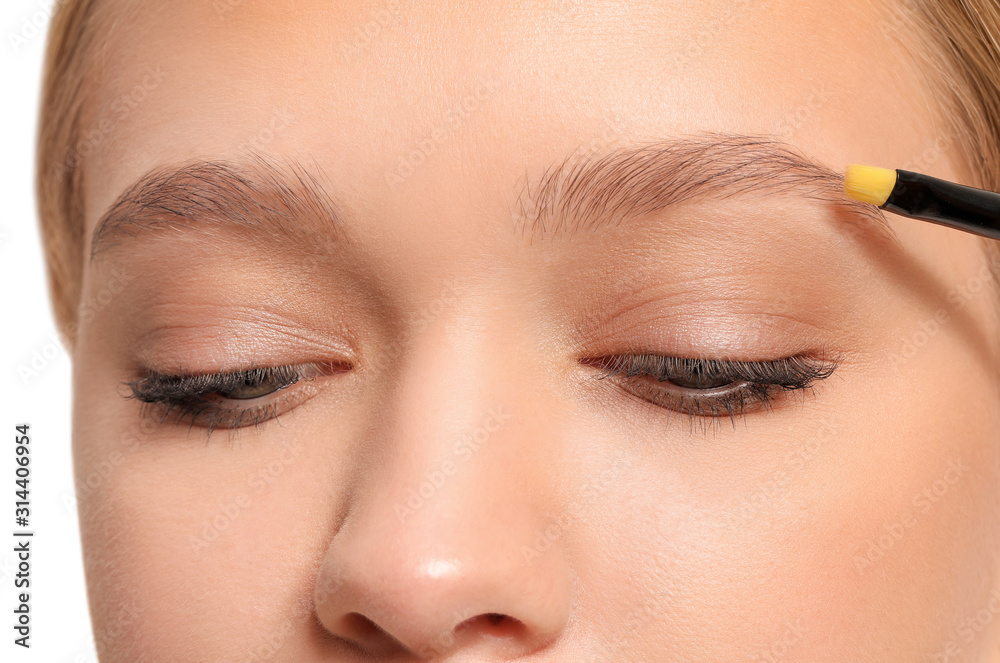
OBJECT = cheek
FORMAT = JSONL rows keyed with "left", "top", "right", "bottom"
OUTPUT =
{"left": 71, "top": 366, "right": 334, "bottom": 660}
{"left": 760, "top": 327, "right": 1000, "bottom": 655}
{"left": 572, "top": 349, "right": 1000, "bottom": 659}
{"left": 75, "top": 449, "right": 329, "bottom": 660}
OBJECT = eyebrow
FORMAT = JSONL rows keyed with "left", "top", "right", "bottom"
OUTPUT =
{"left": 511, "top": 132, "right": 894, "bottom": 243}
{"left": 89, "top": 133, "right": 894, "bottom": 261}
{"left": 89, "top": 153, "right": 345, "bottom": 261}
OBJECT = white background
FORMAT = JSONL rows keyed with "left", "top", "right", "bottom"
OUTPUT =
{"left": 2, "top": 1, "right": 96, "bottom": 662}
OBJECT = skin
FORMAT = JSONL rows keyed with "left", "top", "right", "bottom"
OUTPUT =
{"left": 67, "top": 0, "right": 1000, "bottom": 660}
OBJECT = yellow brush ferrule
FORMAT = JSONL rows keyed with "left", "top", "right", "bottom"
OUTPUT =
{"left": 844, "top": 164, "right": 898, "bottom": 206}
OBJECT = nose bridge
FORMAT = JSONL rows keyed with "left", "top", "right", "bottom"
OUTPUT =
{"left": 367, "top": 310, "right": 532, "bottom": 556}
{"left": 392, "top": 402, "right": 513, "bottom": 526}
{"left": 380, "top": 305, "right": 513, "bottom": 508}
{"left": 313, "top": 306, "right": 573, "bottom": 656}
{"left": 379, "top": 301, "right": 541, "bottom": 521}
{"left": 399, "top": 307, "right": 501, "bottom": 456}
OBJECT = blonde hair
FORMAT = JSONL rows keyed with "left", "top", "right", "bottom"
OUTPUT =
{"left": 35, "top": 0, "right": 1000, "bottom": 352}
{"left": 906, "top": 0, "right": 1000, "bottom": 305}
{"left": 37, "top": 0, "right": 101, "bottom": 351}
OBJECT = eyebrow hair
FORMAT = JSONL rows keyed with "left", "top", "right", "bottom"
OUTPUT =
{"left": 89, "top": 153, "right": 345, "bottom": 260}
{"left": 511, "top": 132, "right": 894, "bottom": 243}
{"left": 90, "top": 133, "right": 894, "bottom": 261}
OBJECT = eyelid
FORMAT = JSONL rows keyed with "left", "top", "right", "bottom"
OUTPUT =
{"left": 582, "top": 353, "right": 839, "bottom": 429}
{"left": 130, "top": 318, "right": 362, "bottom": 374}
{"left": 587, "top": 354, "right": 838, "bottom": 385}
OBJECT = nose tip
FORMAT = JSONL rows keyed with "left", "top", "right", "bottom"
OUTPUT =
{"left": 313, "top": 520, "right": 572, "bottom": 659}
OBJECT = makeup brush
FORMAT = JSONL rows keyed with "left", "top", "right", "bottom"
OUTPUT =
{"left": 843, "top": 165, "right": 1000, "bottom": 241}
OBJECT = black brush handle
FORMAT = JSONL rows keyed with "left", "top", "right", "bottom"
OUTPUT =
{"left": 883, "top": 169, "right": 1000, "bottom": 240}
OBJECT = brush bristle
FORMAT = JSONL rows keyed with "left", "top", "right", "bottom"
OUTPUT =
{"left": 844, "top": 165, "right": 897, "bottom": 206}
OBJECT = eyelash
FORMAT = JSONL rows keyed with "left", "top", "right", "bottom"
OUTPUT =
{"left": 581, "top": 353, "right": 839, "bottom": 431}
{"left": 123, "top": 362, "right": 346, "bottom": 438}
{"left": 124, "top": 353, "right": 839, "bottom": 439}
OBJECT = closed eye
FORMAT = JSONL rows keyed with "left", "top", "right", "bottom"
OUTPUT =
{"left": 123, "top": 361, "right": 351, "bottom": 438}
{"left": 580, "top": 353, "right": 839, "bottom": 429}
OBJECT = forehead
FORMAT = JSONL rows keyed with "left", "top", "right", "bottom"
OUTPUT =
{"left": 82, "top": 0, "right": 935, "bottom": 237}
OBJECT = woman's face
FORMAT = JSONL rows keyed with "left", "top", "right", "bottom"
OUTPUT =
{"left": 71, "top": 0, "right": 1000, "bottom": 660}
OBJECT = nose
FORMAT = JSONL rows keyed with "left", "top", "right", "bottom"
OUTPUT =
{"left": 315, "top": 498, "right": 572, "bottom": 658}
{"left": 313, "top": 331, "right": 572, "bottom": 659}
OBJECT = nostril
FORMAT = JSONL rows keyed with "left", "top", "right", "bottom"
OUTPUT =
{"left": 341, "top": 612, "right": 383, "bottom": 639}
{"left": 457, "top": 612, "right": 526, "bottom": 637}
{"left": 338, "top": 612, "right": 403, "bottom": 654}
